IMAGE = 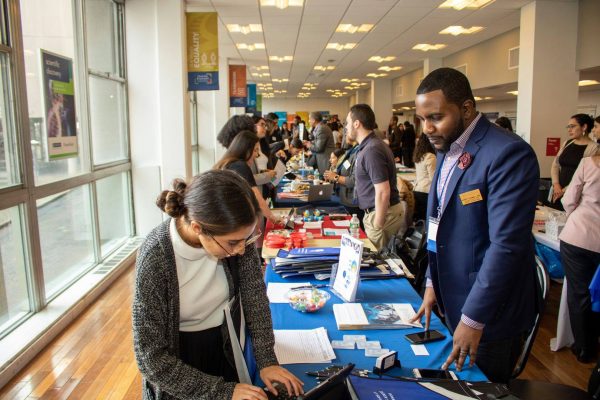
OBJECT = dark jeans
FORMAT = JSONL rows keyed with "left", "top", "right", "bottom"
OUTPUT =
{"left": 560, "top": 240, "right": 600, "bottom": 354}
{"left": 179, "top": 326, "right": 238, "bottom": 382}
{"left": 402, "top": 147, "right": 415, "bottom": 168}
{"left": 476, "top": 333, "right": 527, "bottom": 383}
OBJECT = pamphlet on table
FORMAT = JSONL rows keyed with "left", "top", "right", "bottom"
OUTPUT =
{"left": 331, "top": 235, "right": 363, "bottom": 302}
{"left": 273, "top": 327, "right": 336, "bottom": 364}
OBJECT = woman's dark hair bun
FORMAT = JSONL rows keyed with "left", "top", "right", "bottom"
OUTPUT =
{"left": 156, "top": 179, "right": 187, "bottom": 218}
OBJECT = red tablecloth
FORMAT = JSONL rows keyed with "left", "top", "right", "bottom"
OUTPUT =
{"left": 266, "top": 215, "right": 367, "bottom": 239}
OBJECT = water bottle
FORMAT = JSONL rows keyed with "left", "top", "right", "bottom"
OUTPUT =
{"left": 349, "top": 214, "right": 360, "bottom": 238}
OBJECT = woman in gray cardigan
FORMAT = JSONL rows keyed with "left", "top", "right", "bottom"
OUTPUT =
{"left": 132, "top": 170, "right": 303, "bottom": 400}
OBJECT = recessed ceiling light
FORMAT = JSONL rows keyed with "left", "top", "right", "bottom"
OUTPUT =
{"left": 413, "top": 43, "right": 447, "bottom": 51}
{"left": 269, "top": 56, "right": 293, "bottom": 62}
{"left": 402, "top": 107, "right": 411, "bottom": 110}
{"left": 326, "top": 43, "right": 357, "bottom": 51}
{"left": 440, "top": 25, "right": 484, "bottom": 36}
{"left": 272, "top": 78, "right": 289, "bottom": 83}
{"left": 366, "top": 73, "right": 388, "bottom": 78}
{"left": 336, "top": 23, "right": 374, "bottom": 34}
{"left": 273, "top": 90, "right": 288, "bottom": 94}
{"left": 438, "top": 0, "right": 495, "bottom": 10}
{"left": 378, "top": 66, "right": 402, "bottom": 72}
{"left": 341, "top": 78, "right": 359, "bottom": 83}
{"left": 579, "top": 79, "right": 600, "bottom": 86}
{"left": 260, "top": 0, "right": 303, "bottom": 9}
{"left": 227, "top": 24, "right": 263, "bottom": 34}
{"left": 251, "top": 72, "right": 270, "bottom": 78}
{"left": 236, "top": 43, "right": 265, "bottom": 51}
{"left": 369, "top": 56, "right": 396, "bottom": 63}
{"left": 314, "top": 65, "right": 336, "bottom": 71}
{"left": 252, "top": 65, "right": 270, "bottom": 70}
{"left": 507, "top": 90, "right": 518, "bottom": 95}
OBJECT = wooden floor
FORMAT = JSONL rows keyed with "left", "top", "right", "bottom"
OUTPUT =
{"left": 0, "top": 265, "right": 596, "bottom": 399}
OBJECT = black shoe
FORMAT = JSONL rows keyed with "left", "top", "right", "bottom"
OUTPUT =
{"left": 576, "top": 349, "right": 596, "bottom": 363}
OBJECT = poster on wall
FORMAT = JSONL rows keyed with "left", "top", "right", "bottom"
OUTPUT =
{"left": 229, "top": 65, "right": 247, "bottom": 107}
{"left": 274, "top": 112, "right": 287, "bottom": 126}
{"left": 286, "top": 114, "right": 296, "bottom": 126}
{"left": 41, "top": 50, "right": 78, "bottom": 160}
{"left": 256, "top": 94, "right": 263, "bottom": 113}
{"left": 318, "top": 111, "right": 330, "bottom": 121}
{"left": 546, "top": 138, "right": 561, "bottom": 156}
{"left": 245, "top": 83, "right": 257, "bottom": 113}
{"left": 186, "top": 12, "right": 219, "bottom": 91}
{"left": 296, "top": 111, "right": 309, "bottom": 124}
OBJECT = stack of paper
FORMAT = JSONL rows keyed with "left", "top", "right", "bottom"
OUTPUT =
{"left": 273, "top": 327, "right": 336, "bottom": 364}
{"left": 333, "top": 303, "right": 422, "bottom": 330}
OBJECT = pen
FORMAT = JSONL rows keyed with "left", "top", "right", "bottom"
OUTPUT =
{"left": 292, "top": 284, "right": 328, "bottom": 290}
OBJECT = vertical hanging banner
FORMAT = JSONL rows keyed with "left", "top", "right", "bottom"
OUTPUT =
{"left": 245, "top": 83, "right": 257, "bottom": 113}
{"left": 41, "top": 50, "right": 78, "bottom": 160}
{"left": 256, "top": 94, "right": 263, "bottom": 113}
{"left": 186, "top": 12, "right": 219, "bottom": 91}
{"left": 229, "top": 65, "right": 247, "bottom": 107}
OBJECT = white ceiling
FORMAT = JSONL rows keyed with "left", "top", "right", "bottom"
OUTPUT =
{"left": 186, "top": 0, "right": 534, "bottom": 99}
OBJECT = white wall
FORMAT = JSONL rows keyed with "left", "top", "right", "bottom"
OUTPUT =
{"left": 577, "top": 0, "right": 600, "bottom": 70}
{"left": 392, "top": 68, "right": 423, "bottom": 104}
{"left": 443, "top": 28, "right": 519, "bottom": 90}
{"left": 262, "top": 97, "right": 351, "bottom": 119}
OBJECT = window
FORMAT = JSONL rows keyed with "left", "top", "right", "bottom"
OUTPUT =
{"left": 0, "top": 205, "right": 30, "bottom": 337}
{"left": 0, "top": 0, "right": 134, "bottom": 340}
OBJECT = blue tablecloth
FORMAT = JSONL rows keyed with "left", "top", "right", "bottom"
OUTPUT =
{"left": 273, "top": 180, "right": 342, "bottom": 208}
{"left": 260, "top": 264, "right": 488, "bottom": 390}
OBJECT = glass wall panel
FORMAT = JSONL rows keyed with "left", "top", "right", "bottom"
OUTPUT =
{"left": 89, "top": 76, "right": 127, "bottom": 164}
{"left": 96, "top": 172, "right": 132, "bottom": 257}
{"left": 0, "top": 205, "right": 30, "bottom": 336}
{"left": 0, "top": 53, "right": 20, "bottom": 188}
{"left": 84, "top": 0, "right": 118, "bottom": 75}
{"left": 20, "top": 0, "right": 87, "bottom": 185}
{"left": 37, "top": 186, "right": 94, "bottom": 299}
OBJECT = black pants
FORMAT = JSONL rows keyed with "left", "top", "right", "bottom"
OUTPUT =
{"left": 476, "top": 333, "right": 527, "bottom": 383}
{"left": 560, "top": 240, "right": 600, "bottom": 354}
{"left": 413, "top": 191, "right": 429, "bottom": 222}
{"left": 179, "top": 326, "right": 238, "bottom": 382}
{"left": 402, "top": 147, "right": 415, "bottom": 168}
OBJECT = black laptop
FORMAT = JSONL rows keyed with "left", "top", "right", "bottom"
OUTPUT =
{"left": 266, "top": 363, "right": 355, "bottom": 400}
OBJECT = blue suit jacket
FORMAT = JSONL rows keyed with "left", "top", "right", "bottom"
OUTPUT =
{"left": 426, "top": 116, "right": 539, "bottom": 342}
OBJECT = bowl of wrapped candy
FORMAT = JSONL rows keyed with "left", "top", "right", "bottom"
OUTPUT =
{"left": 286, "top": 287, "right": 330, "bottom": 313}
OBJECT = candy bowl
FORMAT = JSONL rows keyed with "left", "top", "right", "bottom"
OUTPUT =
{"left": 286, "top": 288, "right": 330, "bottom": 313}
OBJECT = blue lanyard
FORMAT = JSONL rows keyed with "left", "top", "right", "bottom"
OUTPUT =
{"left": 436, "top": 156, "right": 459, "bottom": 218}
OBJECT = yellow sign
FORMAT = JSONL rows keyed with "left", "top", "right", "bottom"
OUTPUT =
{"left": 459, "top": 189, "right": 484, "bottom": 205}
{"left": 186, "top": 12, "right": 219, "bottom": 90}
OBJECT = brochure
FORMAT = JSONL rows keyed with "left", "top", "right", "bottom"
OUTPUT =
{"left": 333, "top": 303, "right": 422, "bottom": 330}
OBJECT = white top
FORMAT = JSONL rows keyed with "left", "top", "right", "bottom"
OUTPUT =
{"left": 413, "top": 152, "right": 436, "bottom": 193}
{"left": 169, "top": 219, "right": 229, "bottom": 332}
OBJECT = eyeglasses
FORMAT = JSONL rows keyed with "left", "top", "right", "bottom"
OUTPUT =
{"left": 566, "top": 124, "right": 578, "bottom": 129}
{"left": 256, "top": 122, "right": 267, "bottom": 128}
{"left": 202, "top": 227, "right": 262, "bottom": 257}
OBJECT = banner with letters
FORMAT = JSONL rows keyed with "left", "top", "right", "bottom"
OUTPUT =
{"left": 41, "top": 50, "right": 78, "bottom": 160}
{"left": 186, "top": 12, "right": 219, "bottom": 91}
{"left": 229, "top": 65, "right": 247, "bottom": 107}
{"left": 245, "top": 83, "right": 257, "bottom": 113}
{"left": 256, "top": 94, "right": 263, "bottom": 113}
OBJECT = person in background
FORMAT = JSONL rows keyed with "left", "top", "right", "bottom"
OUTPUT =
{"left": 266, "top": 112, "right": 282, "bottom": 143}
{"left": 412, "top": 133, "right": 436, "bottom": 221}
{"left": 401, "top": 121, "right": 416, "bottom": 167}
{"left": 251, "top": 116, "right": 276, "bottom": 199}
{"left": 133, "top": 170, "right": 303, "bottom": 400}
{"left": 551, "top": 114, "right": 600, "bottom": 208}
{"left": 279, "top": 122, "right": 290, "bottom": 140}
{"left": 494, "top": 117, "right": 513, "bottom": 133}
{"left": 323, "top": 137, "right": 363, "bottom": 227}
{"left": 560, "top": 154, "right": 600, "bottom": 363}
{"left": 328, "top": 148, "right": 345, "bottom": 172}
{"left": 217, "top": 115, "right": 256, "bottom": 149}
{"left": 304, "top": 111, "right": 335, "bottom": 174}
{"left": 410, "top": 67, "right": 539, "bottom": 383}
{"left": 346, "top": 104, "right": 403, "bottom": 251}
{"left": 592, "top": 116, "right": 600, "bottom": 144}
{"left": 214, "top": 131, "right": 281, "bottom": 225}
{"left": 275, "top": 138, "right": 304, "bottom": 163}
{"left": 387, "top": 115, "right": 403, "bottom": 160}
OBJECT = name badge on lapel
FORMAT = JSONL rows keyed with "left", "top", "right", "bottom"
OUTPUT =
{"left": 343, "top": 160, "right": 351, "bottom": 170}
{"left": 459, "top": 189, "right": 483, "bottom": 205}
{"left": 427, "top": 217, "right": 439, "bottom": 253}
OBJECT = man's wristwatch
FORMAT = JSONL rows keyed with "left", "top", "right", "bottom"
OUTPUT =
{"left": 334, "top": 174, "right": 340, "bottom": 183}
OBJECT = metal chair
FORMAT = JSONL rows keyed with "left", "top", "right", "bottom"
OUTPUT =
{"left": 511, "top": 256, "right": 551, "bottom": 378}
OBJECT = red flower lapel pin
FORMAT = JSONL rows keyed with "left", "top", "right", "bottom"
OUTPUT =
{"left": 458, "top": 152, "right": 472, "bottom": 170}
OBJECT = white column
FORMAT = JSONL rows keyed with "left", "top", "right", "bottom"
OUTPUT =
{"left": 423, "top": 58, "right": 443, "bottom": 75}
{"left": 370, "top": 79, "right": 393, "bottom": 130}
{"left": 516, "top": 0, "right": 579, "bottom": 177}
{"left": 126, "top": 0, "right": 191, "bottom": 235}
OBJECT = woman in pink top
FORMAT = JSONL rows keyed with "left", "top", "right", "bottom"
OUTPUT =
{"left": 559, "top": 155, "right": 600, "bottom": 363}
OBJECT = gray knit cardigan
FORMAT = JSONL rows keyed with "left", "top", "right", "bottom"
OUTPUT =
{"left": 132, "top": 220, "right": 278, "bottom": 399}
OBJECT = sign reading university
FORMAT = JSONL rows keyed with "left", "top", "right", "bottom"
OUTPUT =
{"left": 186, "top": 12, "right": 219, "bottom": 91}
{"left": 229, "top": 65, "right": 247, "bottom": 107}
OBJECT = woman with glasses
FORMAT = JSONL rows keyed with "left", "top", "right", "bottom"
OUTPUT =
{"left": 214, "top": 130, "right": 281, "bottom": 225}
{"left": 551, "top": 114, "right": 600, "bottom": 208}
{"left": 133, "top": 170, "right": 303, "bottom": 400}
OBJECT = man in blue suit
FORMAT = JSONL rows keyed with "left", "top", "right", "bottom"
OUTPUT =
{"left": 410, "top": 68, "right": 539, "bottom": 383}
